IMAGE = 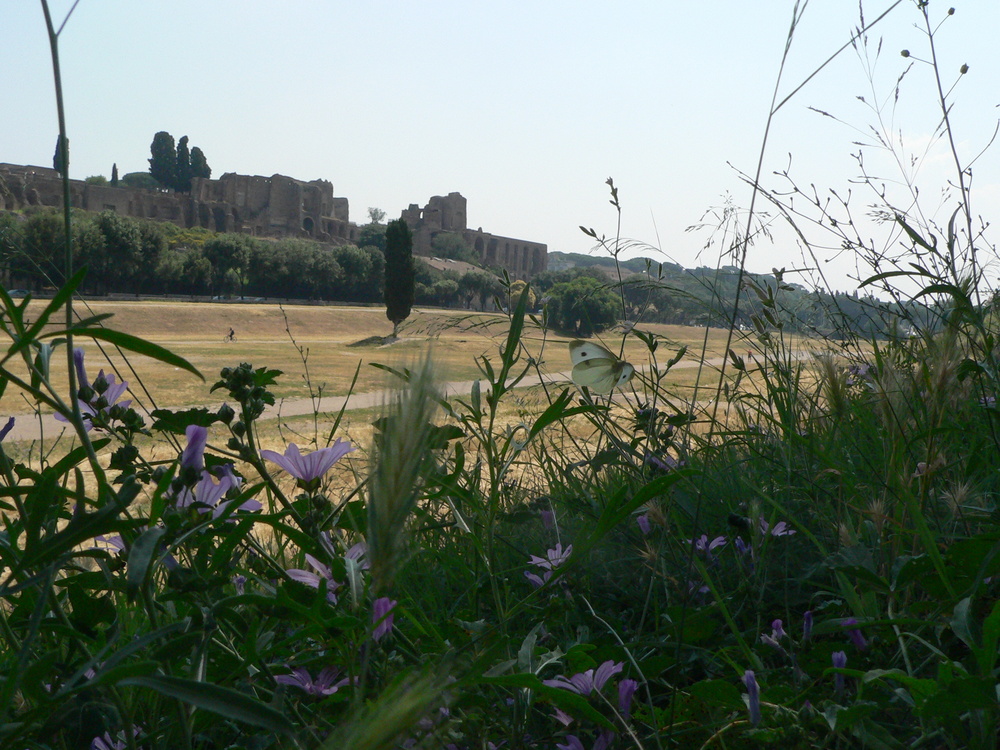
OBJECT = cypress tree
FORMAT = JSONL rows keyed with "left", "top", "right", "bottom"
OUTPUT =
{"left": 148, "top": 131, "right": 176, "bottom": 189}
{"left": 111, "top": 163, "right": 119, "bottom": 186}
{"left": 53, "top": 135, "right": 68, "bottom": 175}
{"left": 190, "top": 147, "right": 211, "bottom": 180}
{"left": 384, "top": 218, "right": 415, "bottom": 338}
{"left": 175, "top": 135, "right": 192, "bottom": 192}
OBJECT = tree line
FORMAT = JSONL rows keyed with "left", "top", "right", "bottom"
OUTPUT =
{"left": 0, "top": 209, "right": 519, "bottom": 311}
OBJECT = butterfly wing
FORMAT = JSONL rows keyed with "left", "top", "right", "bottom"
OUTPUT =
{"left": 569, "top": 340, "right": 635, "bottom": 394}
{"left": 569, "top": 339, "right": 618, "bottom": 366}
{"left": 573, "top": 359, "right": 635, "bottom": 394}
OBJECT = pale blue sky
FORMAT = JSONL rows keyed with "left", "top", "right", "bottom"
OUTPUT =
{"left": 4, "top": 1, "right": 999, "bottom": 292}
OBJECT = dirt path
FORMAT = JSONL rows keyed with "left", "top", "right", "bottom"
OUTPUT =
{"left": 2, "top": 352, "right": 802, "bottom": 444}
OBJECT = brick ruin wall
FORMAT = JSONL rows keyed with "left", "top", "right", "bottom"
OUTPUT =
{"left": 401, "top": 192, "right": 547, "bottom": 278}
{"left": 0, "top": 164, "right": 547, "bottom": 279}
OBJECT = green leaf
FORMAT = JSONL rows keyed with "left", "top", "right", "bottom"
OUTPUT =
{"left": 689, "top": 678, "right": 745, "bottom": 710}
{"left": 127, "top": 526, "right": 168, "bottom": 602}
{"left": 150, "top": 408, "right": 219, "bottom": 433}
{"left": 120, "top": 675, "right": 295, "bottom": 736}
{"left": 478, "top": 673, "right": 614, "bottom": 729}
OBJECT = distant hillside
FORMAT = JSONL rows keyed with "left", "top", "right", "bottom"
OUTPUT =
{"left": 540, "top": 252, "right": 938, "bottom": 339}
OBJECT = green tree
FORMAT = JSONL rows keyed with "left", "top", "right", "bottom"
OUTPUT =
{"left": 149, "top": 131, "right": 176, "bottom": 189}
{"left": 546, "top": 276, "right": 619, "bottom": 336}
{"left": 384, "top": 218, "right": 415, "bottom": 337}
{"left": 52, "top": 135, "right": 68, "bottom": 175}
{"left": 92, "top": 211, "right": 144, "bottom": 293}
{"left": 367, "top": 207, "right": 386, "bottom": 224}
{"left": 457, "top": 269, "right": 504, "bottom": 311}
{"left": 202, "top": 233, "right": 255, "bottom": 296}
{"left": 358, "top": 222, "right": 387, "bottom": 253}
{"left": 111, "top": 163, "right": 119, "bottom": 186}
{"left": 190, "top": 146, "right": 211, "bottom": 180}
{"left": 175, "top": 135, "right": 192, "bottom": 192}
{"left": 84, "top": 175, "right": 108, "bottom": 185}
{"left": 21, "top": 210, "right": 69, "bottom": 288}
{"left": 121, "top": 172, "right": 161, "bottom": 190}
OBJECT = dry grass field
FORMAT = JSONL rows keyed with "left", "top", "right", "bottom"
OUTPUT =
{"left": 7, "top": 298, "right": 748, "bottom": 408}
{"left": 1, "top": 297, "right": 832, "bottom": 505}
{"left": 2, "top": 298, "right": 830, "bottom": 476}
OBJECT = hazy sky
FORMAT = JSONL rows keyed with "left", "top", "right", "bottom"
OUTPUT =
{"left": 4, "top": 1, "right": 999, "bottom": 292}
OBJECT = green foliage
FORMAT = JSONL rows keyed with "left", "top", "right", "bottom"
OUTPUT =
{"left": 546, "top": 275, "right": 619, "bottom": 336}
{"left": 13, "top": 3, "right": 1000, "bottom": 747}
{"left": 110, "top": 163, "right": 118, "bottom": 186}
{"left": 174, "top": 135, "right": 192, "bottom": 193}
{"left": 147, "top": 131, "right": 176, "bottom": 189}
{"left": 384, "top": 218, "right": 415, "bottom": 335}
{"left": 120, "top": 171, "right": 161, "bottom": 190}
{"left": 84, "top": 174, "right": 108, "bottom": 185}
{"left": 190, "top": 146, "right": 210, "bottom": 180}
{"left": 358, "top": 221, "right": 387, "bottom": 252}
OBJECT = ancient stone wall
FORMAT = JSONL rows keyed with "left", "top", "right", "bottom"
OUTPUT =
{"left": 0, "top": 163, "right": 547, "bottom": 278}
{"left": 0, "top": 163, "right": 352, "bottom": 244}
{"left": 400, "top": 193, "right": 547, "bottom": 279}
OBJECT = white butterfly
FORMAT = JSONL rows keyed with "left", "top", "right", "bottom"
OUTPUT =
{"left": 569, "top": 339, "right": 635, "bottom": 394}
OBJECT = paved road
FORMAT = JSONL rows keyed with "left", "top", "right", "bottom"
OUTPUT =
{"left": 2, "top": 352, "right": 769, "bottom": 444}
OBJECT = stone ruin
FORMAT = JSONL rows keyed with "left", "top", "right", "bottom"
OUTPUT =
{"left": 0, "top": 163, "right": 547, "bottom": 279}
{"left": 401, "top": 192, "right": 547, "bottom": 278}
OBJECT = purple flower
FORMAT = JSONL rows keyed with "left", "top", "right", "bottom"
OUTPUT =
{"left": 540, "top": 509, "right": 555, "bottom": 530}
{"left": 618, "top": 678, "right": 639, "bottom": 720}
{"left": 56, "top": 350, "right": 132, "bottom": 432}
{"left": 742, "top": 670, "right": 761, "bottom": 726}
{"left": 758, "top": 517, "right": 796, "bottom": 537}
{"left": 0, "top": 416, "right": 13, "bottom": 442}
{"left": 345, "top": 541, "right": 369, "bottom": 569}
{"left": 525, "top": 543, "right": 572, "bottom": 588}
{"left": 286, "top": 554, "right": 340, "bottom": 603}
{"left": 761, "top": 619, "right": 787, "bottom": 650}
{"left": 556, "top": 738, "right": 586, "bottom": 750}
{"left": 90, "top": 727, "right": 141, "bottom": 750}
{"left": 636, "top": 514, "right": 651, "bottom": 536}
{"left": 543, "top": 660, "right": 623, "bottom": 695}
{"left": 691, "top": 534, "right": 727, "bottom": 553}
{"left": 174, "top": 464, "right": 260, "bottom": 518}
{"left": 842, "top": 618, "right": 868, "bottom": 650}
{"left": 645, "top": 451, "right": 682, "bottom": 473}
{"left": 233, "top": 574, "right": 246, "bottom": 594}
{"left": 261, "top": 439, "right": 354, "bottom": 488}
{"left": 171, "top": 427, "right": 260, "bottom": 518}
{"left": 552, "top": 707, "right": 574, "bottom": 727}
{"left": 802, "top": 611, "right": 813, "bottom": 643}
{"left": 372, "top": 597, "right": 397, "bottom": 641}
{"left": 832, "top": 651, "right": 847, "bottom": 696}
{"left": 275, "top": 666, "right": 351, "bottom": 696}
{"left": 180, "top": 424, "right": 208, "bottom": 471}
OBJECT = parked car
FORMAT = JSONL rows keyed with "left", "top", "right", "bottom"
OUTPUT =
{"left": 7, "top": 289, "right": 30, "bottom": 297}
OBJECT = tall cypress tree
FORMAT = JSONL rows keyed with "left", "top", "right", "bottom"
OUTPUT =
{"left": 175, "top": 135, "right": 192, "bottom": 192}
{"left": 384, "top": 218, "right": 415, "bottom": 338}
{"left": 190, "top": 147, "right": 211, "bottom": 180}
{"left": 53, "top": 135, "right": 68, "bottom": 175}
{"left": 148, "top": 131, "right": 176, "bottom": 189}
{"left": 111, "top": 163, "right": 119, "bottom": 186}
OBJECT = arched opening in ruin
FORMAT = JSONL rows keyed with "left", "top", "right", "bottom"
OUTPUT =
{"left": 302, "top": 216, "right": 315, "bottom": 234}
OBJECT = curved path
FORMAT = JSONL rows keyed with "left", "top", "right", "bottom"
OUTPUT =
{"left": 2, "top": 351, "right": 798, "bottom": 444}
